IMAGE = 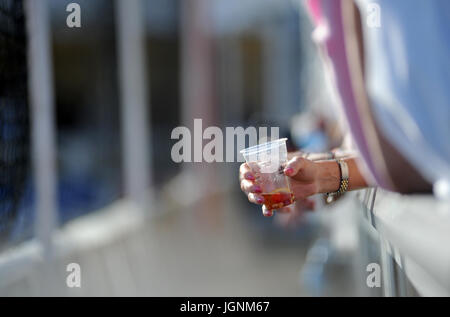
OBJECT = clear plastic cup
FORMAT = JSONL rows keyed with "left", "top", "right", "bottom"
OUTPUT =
{"left": 240, "top": 138, "right": 294, "bottom": 210}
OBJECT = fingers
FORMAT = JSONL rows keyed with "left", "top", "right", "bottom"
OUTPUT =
{"left": 240, "top": 180, "right": 262, "bottom": 194}
{"left": 239, "top": 163, "right": 255, "bottom": 182}
{"left": 262, "top": 205, "right": 274, "bottom": 217}
{"left": 249, "top": 192, "right": 315, "bottom": 219}
{"left": 283, "top": 156, "right": 305, "bottom": 177}
{"left": 240, "top": 163, "right": 265, "bottom": 208}
{"left": 262, "top": 203, "right": 294, "bottom": 217}
{"left": 240, "top": 163, "right": 262, "bottom": 196}
{"left": 240, "top": 161, "right": 312, "bottom": 217}
{"left": 248, "top": 193, "right": 264, "bottom": 205}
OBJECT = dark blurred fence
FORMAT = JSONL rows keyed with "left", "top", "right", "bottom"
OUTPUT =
{"left": 0, "top": 0, "right": 30, "bottom": 246}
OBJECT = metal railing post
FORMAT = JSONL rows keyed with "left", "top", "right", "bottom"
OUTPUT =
{"left": 25, "top": 0, "right": 58, "bottom": 258}
{"left": 380, "top": 239, "right": 396, "bottom": 297}
{"left": 115, "top": 0, "right": 152, "bottom": 208}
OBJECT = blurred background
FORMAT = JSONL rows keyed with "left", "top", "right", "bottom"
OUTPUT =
{"left": 0, "top": 0, "right": 448, "bottom": 297}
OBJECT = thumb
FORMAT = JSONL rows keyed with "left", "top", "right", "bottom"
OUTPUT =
{"left": 283, "top": 156, "right": 316, "bottom": 182}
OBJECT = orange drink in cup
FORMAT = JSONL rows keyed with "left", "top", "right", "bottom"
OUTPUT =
{"left": 240, "top": 138, "right": 295, "bottom": 211}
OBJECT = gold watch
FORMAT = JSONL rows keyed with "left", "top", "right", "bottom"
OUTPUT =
{"left": 325, "top": 159, "right": 349, "bottom": 204}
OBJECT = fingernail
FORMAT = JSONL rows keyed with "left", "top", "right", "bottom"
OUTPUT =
{"left": 252, "top": 185, "right": 262, "bottom": 193}
{"left": 283, "top": 199, "right": 292, "bottom": 206}
{"left": 263, "top": 210, "right": 274, "bottom": 217}
{"left": 245, "top": 173, "right": 255, "bottom": 180}
{"left": 284, "top": 167, "right": 294, "bottom": 176}
{"left": 256, "top": 196, "right": 264, "bottom": 204}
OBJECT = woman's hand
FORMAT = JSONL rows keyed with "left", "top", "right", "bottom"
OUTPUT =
{"left": 239, "top": 156, "right": 330, "bottom": 217}
{"left": 283, "top": 156, "right": 320, "bottom": 200}
{"left": 239, "top": 162, "right": 266, "bottom": 206}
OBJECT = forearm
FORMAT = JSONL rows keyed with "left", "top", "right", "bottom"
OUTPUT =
{"left": 288, "top": 149, "right": 358, "bottom": 162}
{"left": 315, "top": 158, "right": 369, "bottom": 194}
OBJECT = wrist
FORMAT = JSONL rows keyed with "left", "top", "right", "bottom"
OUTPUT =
{"left": 315, "top": 160, "right": 341, "bottom": 194}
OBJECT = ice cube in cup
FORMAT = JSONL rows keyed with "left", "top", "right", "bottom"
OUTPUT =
{"left": 240, "top": 138, "right": 294, "bottom": 210}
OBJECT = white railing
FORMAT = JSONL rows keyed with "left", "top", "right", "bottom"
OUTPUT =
{"left": 358, "top": 188, "right": 450, "bottom": 296}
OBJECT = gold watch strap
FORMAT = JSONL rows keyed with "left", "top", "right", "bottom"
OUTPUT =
{"left": 337, "top": 159, "right": 349, "bottom": 195}
{"left": 325, "top": 159, "right": 349, "bottom": 203}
